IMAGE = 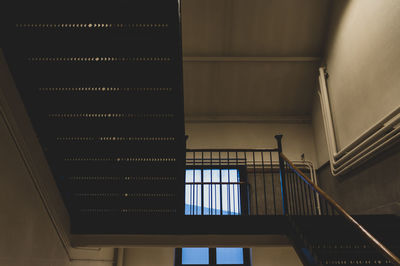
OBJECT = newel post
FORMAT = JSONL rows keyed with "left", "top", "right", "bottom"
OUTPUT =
{"left": 275, "top": 134, "right": 289, "bottom": 215}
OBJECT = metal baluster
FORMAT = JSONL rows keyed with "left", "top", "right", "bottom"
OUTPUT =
{"left": 192, "top": 152, "right": 195, "bottom": 215}
{"left": 270, "top": 152, "right": 277, "bottom": 215}
{"left": 312, "top": 189, "right": 320, "bottom": 216}
{"left": 300, "top": 177, "right": 310, "bottom": 215}
{"left": 305, "top": 168, "right": 316, "bottom": 215}
{"left": 209, "top": 177, "right": 211, "bottom": 216}
{"left": 289, "top": 166, "right": 297, "bottom": 215}
{"left": 261, "top": 152, "right": 267, "bottom": 215}
{"left": 244, "top": 152, "right": 250, "bottom": 215}
{"left": 294, "top": 170, "right": 301, "bottom": 215}
{"left": 296, "top": 172, "right": 304, "bottom": 215}
{"left": 210, "top": 152, "right": 213, "bottom": 215}
{"left": 329, "top": 202, "right": 334, "bottom": 216}
{"left": 227, "top": 152, "right": 231, "bottom": 215}
{"left": 236, "top": 151, "right": 241, "bottom": 215}
{"left": 298, "top": 173, "right": 306, "bottom": 215}
{"left": 324, "top": 198, "right": 329, "bottom": 215}
{"left": 252, "top": 152, "right": 258, "bottom": 215}
{"left": 201, "top": 152, "right": 204, "bottom": 215}
{"left": 275, "top": 135, "right": 288, "bottom": 215}
{"left": 285, "top": 162, "right": 293, "bottom": 215}
{"left": 305, "top": 182, "right": 314, "bottom": 215}
{"left": 231, "top": 160, "right": 235, "bottom": 215}
{"left": 283, "top": 162, "right": 290, "bottom": 214}
{"left": 219, "top": 152, "right": 223, "bottom": 215}
{"left": 209, "top": 178, "right": 211, "bottom": 216}
{"left": 196, "top": 182, "right": 198, "bottom": 215}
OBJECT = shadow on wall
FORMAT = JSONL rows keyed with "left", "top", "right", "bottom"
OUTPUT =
{"left": 322, "top": 0, "right": 351, "bottom": 60}
{"left": 317, "top": 143, "right": 400, "bottom": 215}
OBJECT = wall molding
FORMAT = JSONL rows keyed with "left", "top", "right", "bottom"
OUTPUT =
{"left": 318, "top": 67, "right": 400, "bottom": 176}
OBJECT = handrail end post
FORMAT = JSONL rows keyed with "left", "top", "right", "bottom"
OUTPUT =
{"left": 275, "top": 134, "right": 289, "bottom": 215}
{"left": 274, "top": 134, "right": 283, "bottom": 151}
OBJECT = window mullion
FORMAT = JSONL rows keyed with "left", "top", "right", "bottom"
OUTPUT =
{"left": 210, "top": 248, "right": 216, "bottom": 266}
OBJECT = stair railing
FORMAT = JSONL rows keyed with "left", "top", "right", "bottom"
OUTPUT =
{"left": 279, "top": 152, "right": 400, "bottom": 265}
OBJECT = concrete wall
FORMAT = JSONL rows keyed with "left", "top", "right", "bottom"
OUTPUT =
{"left": 186, "top": 122, "right": 317, "bottom": 165}
{"left": 311, "top": 0, "right": 400, "bottom": 214}
{"left": 317, "top": 144, "right": 400, "bottom": 215}
{"left": 122, "top": 247, "right": 302, "bottom": 266}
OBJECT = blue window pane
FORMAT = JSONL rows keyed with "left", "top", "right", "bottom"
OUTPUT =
{"left": 182, "top": 248, "right": 209, "bottom": 265}
{"left": 216, "top": 248, "right": 244, "bottom": 264}
{"left": 185, "top": 169, "right": 241, "bottom": 216}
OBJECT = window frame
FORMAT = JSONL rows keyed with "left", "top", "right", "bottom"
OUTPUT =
{"left": 184, "top": 166, "right": 250, "bottom": 216}
{"left": 175, "top": 248, "right": 251, "bottom": 266}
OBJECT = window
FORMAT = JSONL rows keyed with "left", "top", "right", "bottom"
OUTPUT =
{"left": 176, "top": 248, "right": 251, "bottom": 266}
{"left": 184, "top": 168, "right": 248, "bottom": 215}
{"left": 175, "top": 168, "right": 251, "bottom": 266}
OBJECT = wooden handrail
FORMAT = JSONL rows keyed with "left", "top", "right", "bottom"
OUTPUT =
{"left": 280, "top": 152, "right": 400, "bottom": 265}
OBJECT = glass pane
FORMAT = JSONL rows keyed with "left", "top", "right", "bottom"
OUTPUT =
{"left": 182, "top": 248, "right": 209, "bottom": 265}
{"left": 216, "top": 248, "right": 244, "bottom": 264}
{"left": 185, "top": 169, "right": 241, "bottom": 216}
{"left": 185, "top": 170, "right": 202, "bottom": 215}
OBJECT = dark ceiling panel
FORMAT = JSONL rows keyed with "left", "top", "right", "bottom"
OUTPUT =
{"left": 1, "top": 0, "right": 186, "bottom": 234}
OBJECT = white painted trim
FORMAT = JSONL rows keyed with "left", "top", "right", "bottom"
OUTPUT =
{"left": 183, "top": 57, "right": 321, "bottom": 62}
{"left": 117, "top": 248, "right": 125, "bottom": 266}
{"left": 318, "top": 67, "right": 400, "bottom": 176}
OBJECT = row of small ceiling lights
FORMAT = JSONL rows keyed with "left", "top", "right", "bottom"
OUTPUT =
{"left": 81, "top": 209, "right": 176, "bottom": 213}
{"left": 64, "top": 157, "right": 176, "bottom": 162}
{"left": 68, "top": 176, "right": 176, "bottom": 181}
{"left": 16, "top": 23, "right": 168, "bottom": 28}
{"left": 28, "top": 57, "right": 171, "bottom": 62}
{"left": 48, "top": 113, "right": 174, "bottom": 118}
{"left": 75, "top": 192, "right": 174, "bottom": 197}
{"left": 39, "top": 87, "right": 172, "bottom": 92}
{"left": 323, "top": 259, "right": 387, "bottom": 264}
{"left": 56, "top": 137, "right": 175, "bottom": 141}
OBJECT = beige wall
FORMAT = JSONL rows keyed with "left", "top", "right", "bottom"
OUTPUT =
{"left": 123, "top": 248, "right": 175, "bottom": 266}
{"left": 322, "top": 0, "right": 400, "bottom": 150}
{"left": 0, "top": 49, "right": 116, "bottom": 266}
{"left": 0, "top": 113, "right": 115, "bottom": 266}
{"left": 186, "top": 122, "right": 317, "bottom": 165}
{"left": 251, "top": 247, "right": 301, "bottom": 266}
{"left": 312, "top": 95, "right": 330, "bottom": 167}
{"left": 312, "top": 0, "right": 400, "bottom": 166}
{"left": 122, "top": 247, "right": 301, "bottom": 266}
{"left": 312, "top": 0, "right": 400, "bottom": 215}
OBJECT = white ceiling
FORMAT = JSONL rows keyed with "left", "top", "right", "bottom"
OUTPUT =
{"left": 181, "top": 0, "right": 331, "bottom": 120}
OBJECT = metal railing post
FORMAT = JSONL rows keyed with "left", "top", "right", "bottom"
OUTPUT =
{"left": 275, "top": 134, "right": 289, "bottom": 215}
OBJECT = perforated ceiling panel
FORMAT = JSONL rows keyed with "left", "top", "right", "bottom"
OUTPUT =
{"left": 1, "top": 0, "right": 185, "bottom": 234}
